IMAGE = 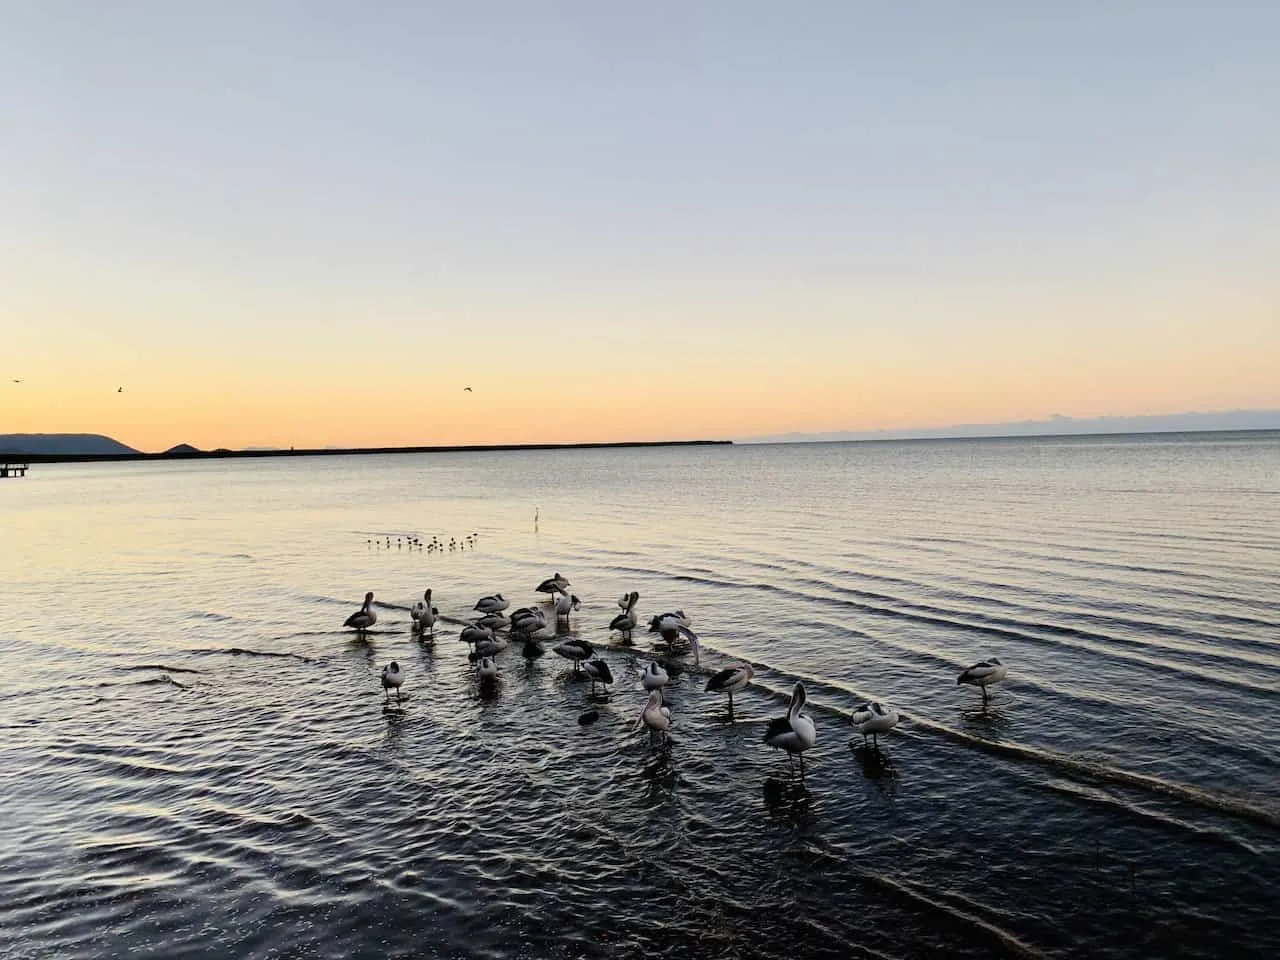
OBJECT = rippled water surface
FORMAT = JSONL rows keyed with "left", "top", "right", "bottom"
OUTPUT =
{"left": 3, "top": 433, "right": 1279, "bottom": 959}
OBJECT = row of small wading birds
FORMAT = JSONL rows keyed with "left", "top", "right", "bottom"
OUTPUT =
{"left": 342, "top": 572, "right": 1008, "bottom": 775}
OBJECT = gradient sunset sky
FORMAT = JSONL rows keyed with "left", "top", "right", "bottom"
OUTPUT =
{"left": 3, "top": 2, "right": 1278, "bottom": 451}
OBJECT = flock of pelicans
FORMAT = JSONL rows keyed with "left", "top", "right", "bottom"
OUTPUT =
{"left": 342, "top": 572, "right": 1009, "bottom": 778}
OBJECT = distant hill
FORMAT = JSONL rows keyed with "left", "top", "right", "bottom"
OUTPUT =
{"left": 164, "top": 443, "right": 203, "bottom": 455}
{"left": 742, "top": 409, "right": 1280, "bottom": 444}
{"left": 0, "top": 433, "right": 140, "bottom": 456}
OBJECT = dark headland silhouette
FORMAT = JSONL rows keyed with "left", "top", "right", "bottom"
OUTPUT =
{"left": 2, "top": 434, "right": 731, "bottom": 464}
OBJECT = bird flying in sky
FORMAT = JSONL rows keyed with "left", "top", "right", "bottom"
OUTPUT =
{"left": 463, "top": 386, "right": 472, "bottom": 392}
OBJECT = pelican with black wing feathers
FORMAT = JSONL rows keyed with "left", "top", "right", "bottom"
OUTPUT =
{"left": 956, "top": 657, "right": 1008, "bottom": 704}
{"left": 764, "top": 682, "right": 816, "bottom": 776}
{"left": 705, "top": 661, "right": 753, "bottom": 719}
{"left": 344, "top": 592, "right": 377, "bottom": 638}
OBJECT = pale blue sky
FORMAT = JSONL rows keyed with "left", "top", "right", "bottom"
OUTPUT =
{"left": 3, "top": 2, "right": 1278, "bottom": 448}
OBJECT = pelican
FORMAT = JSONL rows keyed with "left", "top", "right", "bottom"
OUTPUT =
{"left": 635, "top": 688, "right": 673, "bottom": 744}
{"left": 470, "top": 635, "right": 510, "bottom": 659}
{"left": 477, "top": 656, "right": 499, "bottom": 681}
{"left": 510, "top": 607, "right": 548, "bottom": 636}
{"left": 344, "top": 591, "right": 377, "bottom": 637}
{"left": 474, "top": 612, "right": 511, "bottom": 632}
{"left": 553, "top": 638, "right": 595, "bottom": 673}
{"left": 648, "top": 611, "right": 700, "bottom": 662}
{"left": 641, "top": 661, "right": 668, "bottom": 691}
{"left": 705, "top": 662, "right": 753, "bottom": 718}
{"left": 764, "top": 682, "right": 816, "bottom": 775}
{"left": 459, "top": 624, "right": 494, "bottom": 650}
{"left": 381, "top": 661, "right": 404, "bottom": 702}
{"left": 582, "top": 658, "right": 614, "bottom": 695}
{"left": 473, "top": 594, "right": 509, "bottom": 614}
{"left": 850, "top": 701, "right": 899, "bottom": 747}
{"left": 956, "top": 657, "right": 1008, "bottom": 703}
{"left": 410, "top": 589, "right": 438, "bottom": 637}
{"left": 610, "top": 591, "right": 639, "bottom": 642}
{"left": 535, "top": 574, "right": 570, "bottom": 599}
{"left": 617, "top": 591, "right": 636, "bottom": 610}
{"left": 553, "top": 593, "right": 582, "bottom": 624}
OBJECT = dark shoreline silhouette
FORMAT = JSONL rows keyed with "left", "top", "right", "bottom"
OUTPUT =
{"left": 19, "top": 439, "right": 733, "bottom": 465}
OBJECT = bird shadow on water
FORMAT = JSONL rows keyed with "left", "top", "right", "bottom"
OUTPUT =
{"left": 959, "top": 703, "right": 1011, "bottom": 738}
{"left": 763, "top": 771, "right": 815, "bottom": 825}
{"left": 850, "top": 743, "right": 897, "bottom": 793}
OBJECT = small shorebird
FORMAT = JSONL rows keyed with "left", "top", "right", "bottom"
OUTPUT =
{"left": 344, "top": 591, "right": 377, "bottom": 637}
{"left": 850, "top": 701, "right": 899, "bottom": 747}
{"left": 410, "top": 588, "right": 438, "bottom": 638}
{"left": 381, "top": 661, "right": 404, "bottom": 703}
{"left": 553, "top": 638, "right": 594, "bottom": 673}
{"left": 956, "top": 657, "right": 1008, "bottom": 704}
{"left": 635, "top": 688, "right": 673, "bottom": 745}
{"left": 473, "top": 594, "right": 509, "bottom": 614}
{"left": 610, "top": 591, "right": 639, "bottom": 642}
{"left": 553, "top": 593, "right": 582, "bottom": 624}
{"left": 705, "top": 662, "right": 753, "bottom": 719}
{"left": 641, "top": 661, "right": 669, "bottom": 692}
{"left": 764, "top": 682, "right": 816, "bottom": 776}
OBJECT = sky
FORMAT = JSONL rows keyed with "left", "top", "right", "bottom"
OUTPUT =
{"left": 2, "top": 1, "right": 1278, "bottom": 451}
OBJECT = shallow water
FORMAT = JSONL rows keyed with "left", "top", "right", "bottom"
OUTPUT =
{"left": 2, "top": 433, "right": 1278, "bottom": 958}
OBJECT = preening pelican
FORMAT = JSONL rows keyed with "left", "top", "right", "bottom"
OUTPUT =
{"left": 474, "top": 612, "right": 510, "bottom": 632}
{"left": 344, "top": 592, "right": 377, "bottom": 637}
{"left": 553, "top": 638, "right": 595, "bottom": 673}
{"left": 460, "top": 624, "right": 494, "bottom": 650}
{"left": 535, "top": 573, "right": 570, "bottom": 599}
{"left": 582, "top": 658, "right": 614, "bottom": 695}
{"left": 956, "top": 657, "right": 1008, "bottom": 703}
{"left": 477, "top": 656, "right": 499, "bottom": 681}
{"left": 610, "top": 591, "right": 639, "bottom": 642}
{"left": 381, "top": 661, "right": 404, "bottom": 702}
{"left": 648, "top": 611, "right": 700, "bottom": 662}
{"left": 850, "top": 701, "right": 899, "bottom": 747}
{"left": 635, "top": 688, "right": 672, "bottom": 744}
{"left": 641, "top": 661, "right": 668, "bottom": 691}
{"left": 473, "top": 594, "right": 509, "bottom": 614}
{"left": 510, "top": 607, "right": 548, "bottom": 636}
{"left": 764, "top": 682, "right": 816, "bottom": 775}
{"left": 469, "top": 635, "right": 510, "bottom": 659}
{"left": 410, "top": 589, "right": 437, "bottom": 637}
{"left": 705, "top": 662, "right": 753, "bottom": 718}
{"left": 553, "top": 593, "right": 582, "bottom": 623}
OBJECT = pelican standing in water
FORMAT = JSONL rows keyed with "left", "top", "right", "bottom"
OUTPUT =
{"left": 648, "top": 611, "right": 700, "bottom": 663}
{"left": 344, "top": 591, "right": 377, "bottom": 638}
{"left": 764, "top": 682, "right": 817, "bottom": 776}
{"left": 473, "top": 594, "right": 509, "bottom": 615}
{"left": 410, "top": 588, "right": 438, "bottom": 638}
{"left": 553, "top": 637, "right": 594, "bottom": 673}
{"left": 610, "top": 591, "right": 639, "bottom": 642}
{"left": 381, "top": 661, "right": 404, "bottom": 703}
{"left": 705, "top": 662, "right": 753, "bottom": 719}
{"left": 477, "top": 656, "right": 499, "bottom": 681}
{"left": 535, "top": 573, "right": 570, "bottom": 600}
{"left": 635, "top": 688, "right": 673, "bottom": 745}
{"left": 581, "top": 658, "right": 614, "bottom": 695}
{"left": 850, "top": 701, "right": 899, "bottom": 747}
{"left": 641, "top": 661, "right": 669, "bottom": 692}
{"left": 553, "top": 593, "right": 582, "bottom": 624}
{"left": 956, "top": 657, "right": 1008, "bottom": 704}
{"left": 459, "top": 624, "right": 494, "bottom": 652}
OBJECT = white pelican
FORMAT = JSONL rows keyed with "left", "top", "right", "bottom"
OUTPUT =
{"left": 535, "top": 574, "right": 570, "bottom": 599}
{"left": 381, "top": 661, "right": 404, "bottom": 702}
{"left": 956, "top": 657, "right": 1008, "bottom": 703}
{"left": 477, "top": 656, "right": 499, "bottom": 681}
{"left": 850, "top": 701, "right": 899, "bottom": 747}
{"left": 648, "top": 611, "right": 699, "bottom": 662}
{"left": 641, "top": 661, "right": 669, "bottom": 691}
{"left": 410, "top": 589, "right": 437, "bottom": 637}
{"left": 344, "top": 591, "right": 377, "bottom": 637}
{"left": 610, "top": 591, "right": 639, "bottom": 642}
{"left": 459, "top": 624, "right": 494, "bottom": 650}
{"left": 635, "top": 688, "right": 673, "bottom": 744}
{"left": 617, "top": 591, "right": 636, "bottom": 610}
{"left": 764, "top": 682, "right": 816, "bottom": 775}
{"left": 553, "top": 593, "right": 582, "bottom": 624}
{"left": 553, "top": 638, "right": 595, "bottom": 673}
{"left": 582, "top": 658, "right": 614, "bottom": 695}
{"left": 473, "top": 594, "right": 509, "bottom": 614}
{"left": 705, "top": 662, "right": 753, "bottom": 718}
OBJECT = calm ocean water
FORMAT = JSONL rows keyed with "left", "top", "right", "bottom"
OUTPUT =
{"left": 2, "top": 433, "right": 1278, "bottom": 959}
